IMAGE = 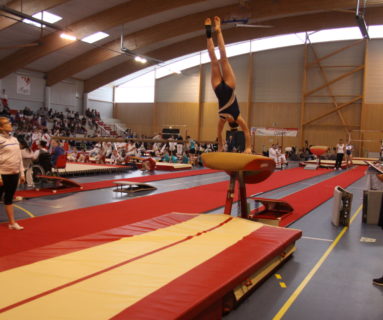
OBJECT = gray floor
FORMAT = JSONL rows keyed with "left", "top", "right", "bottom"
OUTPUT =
{"left": 1, "top": 165, "right": 382, "bottom": 319}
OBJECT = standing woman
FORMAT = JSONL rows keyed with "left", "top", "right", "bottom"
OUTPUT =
{"left": 205, "top": 16, "right": 251, "bottom": 153}
{"left": 345, "top": 141, "right": 353, "bottom": 168}
{"left": 0, "top": 117, "right": 25, "bottom": 230}
{"left": 334, "top": 138, "right": 345, "bottom": 170}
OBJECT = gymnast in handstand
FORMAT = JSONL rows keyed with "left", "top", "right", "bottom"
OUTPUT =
{"left": 205, "top": 16, "right": 251, "bottom": 154}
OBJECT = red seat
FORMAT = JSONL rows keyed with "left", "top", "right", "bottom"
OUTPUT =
{"left": 52, "top": 154, "right": 67, "bottom": 174}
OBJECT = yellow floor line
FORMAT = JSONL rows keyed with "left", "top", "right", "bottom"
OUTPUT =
{"left": 273, "top": 204, "right": 363, "bottom": 320}
{"left": 13, "top": 204, "right": 35, "bottom": 218}
{"left": 279, "top": 282, "right": 287, "bottom": 288}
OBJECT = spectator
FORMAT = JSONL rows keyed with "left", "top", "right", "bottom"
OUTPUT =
{"left": 50, "top": 139, "right": 65, "bottom": 166}
{"left": 0, "top": 117, "right": 25, "bottom": 230}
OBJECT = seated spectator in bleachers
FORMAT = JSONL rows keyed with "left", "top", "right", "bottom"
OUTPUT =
{"left": 125, "top": 140, "right": 136, "bottom": 156}
{"left": 170, "top": 151, "right": 178, "bottom": 163}
{"left": 161, "top": 150, "right": 171, "bottom": 163}
{"left": 181, "top": 152, "right": 190, "bottom": 164}
{"left": 67, "top": 146, "right": 79, "bottom": 162}
{"left": 110, "top": 149, "right": 124, "bottom": 165}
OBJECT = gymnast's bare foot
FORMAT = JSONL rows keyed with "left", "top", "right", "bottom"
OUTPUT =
{"left": 213, "top": 16, "right": 221, "bottom": 32}
{"left": 244, "top": 148, "right": 252, "bottom": 154}
{"left": 204, "top": 17, "right": 211, "bottom": 26}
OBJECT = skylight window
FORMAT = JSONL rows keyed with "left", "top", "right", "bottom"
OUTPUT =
{"left": 368, "top": 25, "right": 383, "bottom": 39}
{"left": 251, "top": 33, "right": 306, "bottom": 52}
{"left": 81, "top": 32, "right": 109, "bottom": 44}
{"left": 115, "top": 71, "right": 155, "bottom": 103}
{"left": 156, "top": 54, "right": 200, "bottom": 79}
{"left": 23, "top": 11, "right": 62, "bottom": 28}
{"left": 308, "top": 27, "right": 362, "bottom": 43}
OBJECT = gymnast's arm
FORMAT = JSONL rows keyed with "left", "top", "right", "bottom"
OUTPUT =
{"left": 236, "top": 115, "right": 252, "bottom": 154}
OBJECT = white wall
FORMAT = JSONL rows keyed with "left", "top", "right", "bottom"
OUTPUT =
{"left": 254, "top": 45, "right": 304, "bottom": 103}
{"left": 88, "top": 86, "right": 114, "bottom": 118}
{"left": 156, "top": 65, "right": 200, "bottom": 103}
{"left": 0, "top": 70, "right": 114, "bottom": 117}
{"left": 88, "top": 100, "right": 113, "bottom": 119}
{"left": 203, "top": 54, "right": 250, "bottom": 103}
{"left": 305, "top": 41, "right": 365, "bottom": 103}
{"left": 51, "top": 79, "right": 83, "bottom": 113}
{"left": 1, "top": 70, "right": 45, "bottom": 110}
{"left": 88, "top": 86, "right": 113, "bottom": 102}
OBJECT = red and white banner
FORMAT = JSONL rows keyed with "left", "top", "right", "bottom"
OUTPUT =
{"left": 251, "top": 127, "right": 298, "bottom": 137}
{"left": 17, "top": 75, "right": 31, "bottom": 95}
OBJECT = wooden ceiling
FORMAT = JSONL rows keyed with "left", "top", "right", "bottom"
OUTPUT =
{"left": 1, "top": 0, "right": 383, "bottom": 93}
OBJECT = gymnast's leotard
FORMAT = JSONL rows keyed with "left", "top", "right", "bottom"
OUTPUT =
{"left": 214, "top": 81, "right": 240, "bottom": 120}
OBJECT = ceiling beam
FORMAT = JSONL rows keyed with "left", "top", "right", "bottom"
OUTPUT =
{"left": 47, "top": 0, "right": 366, "bottom": 86}
{"left": 0, "top": 0, "right": 205, "bottom": 79}
{"left": 82, "top": 10, "right": 364, "bottom": 92}
{"left": 83, "top": 6, "right": 383, "bottom": 92}
{"left": 0, "top": 0, "right": 69, "bottom": 31}
{"left": 46, "top": 5, "right": 241, "bottom": 86}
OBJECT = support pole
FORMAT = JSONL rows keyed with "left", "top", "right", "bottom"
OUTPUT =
{"left": 238, "top": 171, "right": 248, "bottom": 219}
{"left": 224, "top": 173, "right": 237, "bottom": 215}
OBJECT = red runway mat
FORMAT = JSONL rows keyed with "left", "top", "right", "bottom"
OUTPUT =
{"left": 1, "top": 167, "right": 328, "bottom": 259}
{"left": 279, "top": 166, "right": 366, "bottom": 226}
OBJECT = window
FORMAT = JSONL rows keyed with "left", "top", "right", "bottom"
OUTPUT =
{"left": 115, "top": 71, "right": 155, "bottom": 103}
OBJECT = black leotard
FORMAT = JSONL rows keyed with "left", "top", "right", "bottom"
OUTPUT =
{"left": 214, "top": 81, "right": 240, "bottom": 121}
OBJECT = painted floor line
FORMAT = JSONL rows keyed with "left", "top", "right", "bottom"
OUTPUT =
{"left": 272, "top": 204, "right": 363, "bottom": 320}
{"left": 301, "top": 236, "right": 333, "bottom": 242}
{"left": 13, "top": 204, "right": 35, "bottom": 218}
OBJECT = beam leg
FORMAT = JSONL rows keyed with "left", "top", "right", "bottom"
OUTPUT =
{"left": 224, "top": 173, "right": 237, "bottom": 215}
{"left": 238, "top": 171, "right": 248, "bottom": 219}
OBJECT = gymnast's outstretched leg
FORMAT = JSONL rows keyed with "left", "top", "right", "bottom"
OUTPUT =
{"left": 205, "top": 17, "right": 252, "bottom": 153}
{"left": 205, "top": 18, "right": 222, "bottom": 89}
{"left": 213, "top": 16, "right": 236, "bottom": 90}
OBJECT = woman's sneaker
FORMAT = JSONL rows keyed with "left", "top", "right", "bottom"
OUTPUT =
{"left": 9, "top": 223, "right": 24, "bottom": 230}
{"left": 372, "top": 276, "right": 383, "bottom": 286}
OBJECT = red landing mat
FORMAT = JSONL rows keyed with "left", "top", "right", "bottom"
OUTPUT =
{"left": 0, "top": 213, "right": 301, "bottom": 319}
{"left": 15, "top": 168, "right": 219, "bottom": 198}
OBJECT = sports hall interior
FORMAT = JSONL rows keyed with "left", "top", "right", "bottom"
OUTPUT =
{"left": 0, "top": 1, "right": 382, "bottom": 319}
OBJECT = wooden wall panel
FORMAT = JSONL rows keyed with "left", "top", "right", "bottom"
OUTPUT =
{"left": 362, "top": 40, "right": 383, "bottom": 103}
{"left": 115, "top": 103, "right": 153, "bottom": 136}
{"left": 254, "top": 45, "right": 303, "bottom": 103}
{"left": 200, "top": 102, "right": 217, "bottom": 141}
{"left": 358, "top": 103, "right": 383, "bottom": 155}
{"left": 304, "top": 103, "right": 361, "bottom": 126}
{"left": 250, "top": 102, "right": 300, "bottom": 153}
{"left": 155, "top": 102, "right": 199, "bottom": 139}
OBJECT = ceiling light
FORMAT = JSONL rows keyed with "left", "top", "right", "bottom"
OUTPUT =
{"left": 135, "top": 56, "right": 147, "bottom": 64}
{"left": 23, "top": 11, "right": 62, "bottom": 28}
{"left": 81, "top": 32, "right": 109, "bottom": 44}
{"left": 60, "top": 33, "right": 77, "bottom": 41}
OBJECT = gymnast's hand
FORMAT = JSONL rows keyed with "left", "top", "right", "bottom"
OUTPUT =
{"left": 19, "top": 175, "right": 25, "bottom": 184}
